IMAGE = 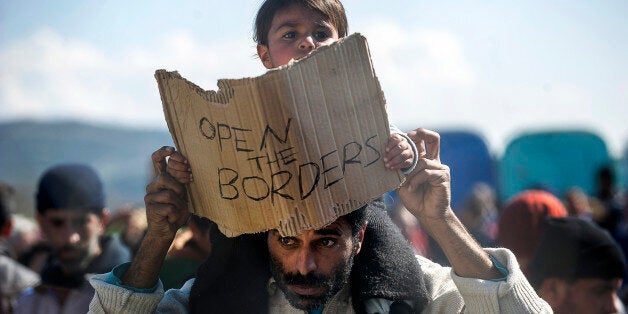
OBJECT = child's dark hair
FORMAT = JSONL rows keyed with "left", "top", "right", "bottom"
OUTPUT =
{"left": 254, "top": 0, "right": 348, "bottom": 46}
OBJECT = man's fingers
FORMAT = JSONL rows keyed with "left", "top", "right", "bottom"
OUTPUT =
{"left": 151, "top": 146, "right": 175, "bottom": 174}
{"left": 386, "top": 133, "right": 404, "bottom": 152}
{"left": 403, "top": 158, "right": 449, "bottom": 187}
{"left": 168, "top": 164, "right": 193, "bottom": 184}
{"left": 143, "top": 201, "right": 189, "bottom": 228}
{"left": 146, "top": 173, "right": 186, "bottom": 197}
{"left": 385, "top": 149, "right": 413, "bottom": 169}
{"left": 407, "top": 128, "right": 440, "bottom": 162}
{"left": 402, "top": 166, "right": 450, "bottom": 192}
{"left": 145, "top": 189, "right": 188, "bottom": 214}
{"left": 167, "top": 154, "right": 189, "bottom": 172}
{"left": 166, "top": 151, "right": 194, "bottom": 183}
{"left": 385, "top": 140, "right": 409, "bottom": 157}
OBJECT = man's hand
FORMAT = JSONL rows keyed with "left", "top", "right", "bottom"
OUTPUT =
{"left": 397, "top": 128, "right": 451, "bottom": 220}
{"left": 384, "top": 133, "right": 415, "bottom": 171}
{"left": 145, "top": 146, "right": 191, "bottom": 239}
{"left": 397, "top": 128, "right": 502, "bottom": 280}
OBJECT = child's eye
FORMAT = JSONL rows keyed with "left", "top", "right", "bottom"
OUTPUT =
{"left": 313, "top": 31, "right": 330, "bottom": 40}
{"left": 282, "top": 31, "right": 296, "bottom": 39}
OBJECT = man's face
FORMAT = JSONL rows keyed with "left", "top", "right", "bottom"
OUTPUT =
{"left": 546, "top": 278, "right": 622, "bottom": 314}
{"left": 37, "top": 209, "right": 104, "bottom": 273}
{"left": 257, "top": 4, "right": 340, "bottom": 69}
{"left": 267, "top": 218, "right": 363, "bottom": 310}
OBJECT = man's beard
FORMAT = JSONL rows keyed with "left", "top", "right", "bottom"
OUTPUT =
{"left": 269, "top": 250, "right": 356, "bottom": 311}
{"left": 56, "top": 244, "right": 92, "bottom": 274}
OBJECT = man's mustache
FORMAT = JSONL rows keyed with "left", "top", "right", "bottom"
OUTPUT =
{"left": 59, "top": 244, "right": 86, "bottom": 255}
{"left": 282, "top": 272, "right": 329, "bottom": 287}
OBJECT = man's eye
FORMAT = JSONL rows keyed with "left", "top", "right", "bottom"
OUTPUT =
{"left": 319, "top": 238, "right": 336, "bottom": 248}
{"left": 279, "top": 237, "right": 296, "bottom": 246}
{"left": 75, "top": 218, "right": 88, "bottom": 226}
{"left": 50, "top": 219, "right": 65, "bottom": 228}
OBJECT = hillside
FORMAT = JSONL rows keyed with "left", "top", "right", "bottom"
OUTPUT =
{"left": 0, "top": 120, "right": 174, "bottom": 217}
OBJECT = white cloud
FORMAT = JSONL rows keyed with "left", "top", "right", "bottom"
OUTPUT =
{"left": 0, "top": 27, "right": 262, "bottom": 128}
{"left": 1, "top": 25, "right": 625, "bottom": 157}
{"left": 357, "top": 20, "right": 627, "bottom": 157}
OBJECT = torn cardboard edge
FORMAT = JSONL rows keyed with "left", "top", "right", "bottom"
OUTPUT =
{"left": 156, "top": 33, "right": 402, "bottom": 237}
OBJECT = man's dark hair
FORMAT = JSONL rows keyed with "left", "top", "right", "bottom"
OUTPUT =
{"left": 528, "top": 217, "right": 626, "bottom": 290}
{"left": 342, "top": 201, "right": 371, "bottom": 241}
{"left": 254, "top": 0, "right": 348, "bottom": 46}
{"left": 0, "top": 181, "right": 16, "bottom": 228}
{"left": 36, "top": 164, "right": 105, "bottom": 215}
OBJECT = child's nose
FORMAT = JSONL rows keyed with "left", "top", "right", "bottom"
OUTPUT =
{"left": 299, "top": 35, "right": 315, "bottom": 50}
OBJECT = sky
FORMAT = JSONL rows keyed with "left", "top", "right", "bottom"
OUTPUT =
{"left": 1, "top": 0, "right": 627, "bottom": 158}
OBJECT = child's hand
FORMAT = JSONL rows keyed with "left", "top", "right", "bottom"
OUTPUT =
{"left": 167, "top": 151, "right": 194, "bottom": 184}
{"left": 384, "top": 133, "right": 415, "bottom": 171}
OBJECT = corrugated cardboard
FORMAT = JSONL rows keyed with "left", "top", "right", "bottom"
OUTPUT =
{"left": 155, "top": 33, "right": 402, "bottom": 237}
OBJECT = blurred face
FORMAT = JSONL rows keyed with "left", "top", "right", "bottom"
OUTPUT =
{"left": 257, "top": 4, "right": 340, "bottom": 69}
{"left": 267, "top": 219, "right": 364, "bottom": 310}
{"left": 543, "top": 278, "right": 622, "bottom": 314}
{"left": 37, "top": 209, "right": 104, "bottom": 274}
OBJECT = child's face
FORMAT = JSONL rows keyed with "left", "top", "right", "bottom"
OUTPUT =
{"left": 257, "top": 4, "right": 340, "bottom": 69}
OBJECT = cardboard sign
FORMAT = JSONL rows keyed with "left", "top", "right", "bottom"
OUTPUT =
{"left": 155, "top": 33, "right": 402, "bottom": 237}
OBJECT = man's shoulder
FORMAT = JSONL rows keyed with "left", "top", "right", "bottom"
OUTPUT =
{"left": 414, "top": 254, "right": 448, "bottom": 273}
{"left": 90, "top": 235, "right": 132, "bottom": 273}
{"left": 0, "top": 255, "right": 40, "bottom": 291}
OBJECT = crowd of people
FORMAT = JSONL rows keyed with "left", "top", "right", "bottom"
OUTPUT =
{"left": 2, "top": 161, "right": 627, "bottom": 313}
{"left": 388, "top": 168, "right": 628, "bottom": 313}
{"left": 1, "top": 0, "right": 627, "bottom": 313}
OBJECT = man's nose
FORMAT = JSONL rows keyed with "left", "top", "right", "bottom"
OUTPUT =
{"left": 298, "top": 35, "right": 315, "bottom": 51}
{"left": 68, "top": 232, "right": 81, "bottom": 244}
{"left": 62, "top": 225, "right": 81, "bottom": 244}
{"left": 295, "top": 247, "right": 317, "bottom": 275}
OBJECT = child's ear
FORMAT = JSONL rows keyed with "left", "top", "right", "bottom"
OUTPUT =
{"left": 257, "top": 44, "right": 273, "bottom": 69}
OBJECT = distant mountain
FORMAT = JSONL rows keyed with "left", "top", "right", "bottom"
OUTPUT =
{"left": 0, "top": 120, "right": 174, "bottom": 217}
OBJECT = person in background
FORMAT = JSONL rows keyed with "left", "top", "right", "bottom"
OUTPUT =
{"left": 15, "top": 164, "right": 131, "bottom": 314}
{"left": 386, "top": 192, "right": 430, "bottom": 256}
{"left": 593, "top": 165, "right": 625, "bottom": 236}
{"left": 496, "top": 189, "right": 567, "bottom": 274}
{"left": 0, "top": 181, "right": 40, "bottom": 313}
{"left": 564, "top": 186, "right": 594, "bottom": 220}
{"left": 7, "top": 214, "right": 42, "bottom": 264}
{"left": 459, "top": 183, "right": 498, "bottom": 247}
{"left": 528, "top": 217, "right": 626, "bottom": 314}
{"left": 159, "top": 215, "right": 213, "bottom": 290}
{"left": 105, "top": 205, "right": 148, "bottom": 257}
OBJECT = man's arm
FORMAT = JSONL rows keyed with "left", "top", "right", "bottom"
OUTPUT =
{"left": 89, "top": 147, "right": 192, "bottom": 313}
{"left": 397, "top": 128, "right": 501, "bottom": 280}
{"left": 121, "top": 146, "right": 191, "bottom": 288}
